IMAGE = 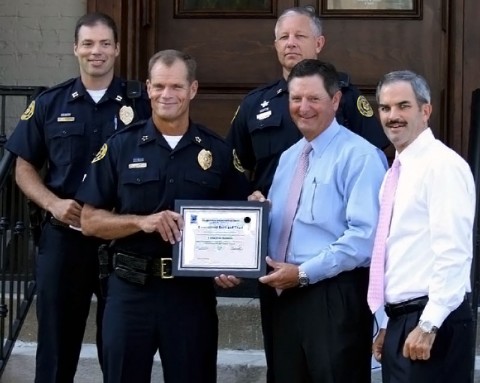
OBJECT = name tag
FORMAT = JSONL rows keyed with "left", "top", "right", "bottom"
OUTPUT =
{"left": 128, "top": 162, "right": 147, "bottom": 169}
{"left": 256, "top": 110, "right": 271, "bottom": 120}
{"left": 57, "top": 117, "right": 75, "bottom": 122}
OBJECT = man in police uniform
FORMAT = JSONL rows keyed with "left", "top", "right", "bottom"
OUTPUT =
{"left": 5, "top": 13, "right": 150, "bottom": 383}
{"left": 76, "top": 49, "right": 248, "bottom": 383}
{"left": 226, "top": 6, "right": 390, "bottom": 383}
{"left": 228, "top": 6, "right": 389, "bottom": 196}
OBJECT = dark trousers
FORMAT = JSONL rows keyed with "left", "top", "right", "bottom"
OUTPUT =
{"left": 102, "top": 274, "right": 218, "bottom": 383}
{"left": 382, "top": 298, "right": 473, "bottom": 383}
{"left": 262, "top": 267, "right": 373, "bottom": 383}
{"left": 35, "top": 222, "right": 104, "bottom": 383}
{"left": 259, "top": 281, "right": 277, "bottom": 383}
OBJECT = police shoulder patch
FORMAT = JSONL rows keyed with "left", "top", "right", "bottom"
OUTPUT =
{"left": 356, "top": 96, "right": 374, "bottom": 118}
{"left": 92, "top": 143, "right": 108, "bottom": 163}
{"left": 21, "top": 101, "right": 35, "bottom": 120}
{"left": 233, "top": 149, "right": 245, "bottom": 173}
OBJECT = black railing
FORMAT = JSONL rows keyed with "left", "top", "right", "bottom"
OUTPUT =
{"left": 0, "top": 86, "right": 45, "bottom": 376}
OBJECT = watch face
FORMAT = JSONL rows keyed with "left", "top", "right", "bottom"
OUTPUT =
{"left": 298, "top": 271, "right": 309, "bottom": 287}
{"left": 419, "top": 321, "right": 437, "bottom": 333}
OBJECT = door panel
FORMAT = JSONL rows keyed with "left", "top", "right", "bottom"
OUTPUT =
{"left": 154, "top": 0, "right": 446, "bottom": 139}
{"left": 154, "top": 0, "right": 293, "bottom": 136}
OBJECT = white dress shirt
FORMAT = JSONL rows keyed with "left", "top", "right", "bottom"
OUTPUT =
{"left": 384, "top": 128, "right": 475, "bottom": 327}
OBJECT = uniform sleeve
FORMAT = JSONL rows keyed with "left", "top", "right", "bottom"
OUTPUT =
{"left": 75, "top": 139, "right": 118, "bottom": 210}
{"left": 339, "top": 85, "right": 390, "bottom": 150}
{"left": 5, "top": 97, "right": 48, "bottom": 168}
{"left": 219, "top": 149, "right": 251, "bottom": 200}
{"left": 226, "top": 100, "right": 256, "bottom": 173}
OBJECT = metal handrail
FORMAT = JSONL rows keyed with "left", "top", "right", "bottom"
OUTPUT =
{"left": 0, "top": 86, "right": 45, "bottom": 376}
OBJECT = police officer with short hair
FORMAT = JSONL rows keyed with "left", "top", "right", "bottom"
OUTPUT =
{"left": 76, "top": 49, "right": 249, "bottom": 383}
{"left": 5, "top": 12, "right": 150, "bottom": 383}
{"left": 226, "top": 6, "right": 390, "bottom": 383}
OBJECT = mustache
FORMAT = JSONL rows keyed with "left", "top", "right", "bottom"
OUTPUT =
{"left": 386, "top": 119, "right": 406, "bottom": 127}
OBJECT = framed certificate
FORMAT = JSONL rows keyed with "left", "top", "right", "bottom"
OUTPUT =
{"left": 321, "top": 0, "right": 421, "bottom": 19}
{"left": 172, "top": 200, "right": 269, "bottom": 278}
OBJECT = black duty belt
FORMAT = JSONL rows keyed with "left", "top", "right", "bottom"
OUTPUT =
{"left": 48, "top": 215, "right": 71, "bottom": 229}
{"left": 112, "top": 251, "right": 173, "bottom": 285}
{"left": 384, "top": 296, "right": 428, "bottom": 318}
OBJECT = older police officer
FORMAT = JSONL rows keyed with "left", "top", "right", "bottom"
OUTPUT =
{"left": 76, "top": 49, "right": 249, "bottom": 383}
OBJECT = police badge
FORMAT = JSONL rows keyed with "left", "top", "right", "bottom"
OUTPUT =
{"left": 197, "top": 149, "right": 212, "bottom": 170}
{"left": 119, "top": 105, "right": 134, "bottom": 125}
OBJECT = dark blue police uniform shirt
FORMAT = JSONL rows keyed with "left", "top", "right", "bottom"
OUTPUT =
{"left": 76, "top": 119, "right": 249, "bottom": 257}
{"left": 5, "top": 77, "right": 151, "bottom": 200}
{"left": 227, "top": 76, "right": 389, "bottom": 195}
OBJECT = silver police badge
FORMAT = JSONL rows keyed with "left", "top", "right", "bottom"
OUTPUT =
{"left": 119, "top": 106, "right": 134, "bottom": 125}
{"left": 198, "top": 149, "right": 212, "bottom": 170}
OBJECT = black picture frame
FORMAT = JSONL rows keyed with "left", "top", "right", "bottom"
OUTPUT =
{"left": 172, "top": 199, "right": 269, "bottom": 278}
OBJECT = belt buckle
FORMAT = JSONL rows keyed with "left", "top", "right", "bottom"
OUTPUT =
{"left": 160, "top": 258, "right": 173, "bottom": 279}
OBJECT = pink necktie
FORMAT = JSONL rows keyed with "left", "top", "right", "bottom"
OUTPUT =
{"left": 367, "top": 158, "right": 401, "bottom": 313}
{"left": 276, "top": 142, "right": 313, "bottom": 263}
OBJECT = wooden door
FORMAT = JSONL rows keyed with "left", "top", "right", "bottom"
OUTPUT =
{"left": 88, "top": 0, "right": 479, "bottom": 155}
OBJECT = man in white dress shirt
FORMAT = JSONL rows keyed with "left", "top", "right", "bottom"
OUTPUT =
{"left": 371, "top": 70, "right": 476, "bottom": 382}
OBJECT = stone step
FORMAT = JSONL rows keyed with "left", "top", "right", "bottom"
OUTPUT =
{"left": 17, "top": 296, "right": 264, "bottom": 350}
{"left": 5, "top": 296, "right": 480, "bottom": 382}
{"left": 1, "top": 342, "right": 268, "bottom": 383}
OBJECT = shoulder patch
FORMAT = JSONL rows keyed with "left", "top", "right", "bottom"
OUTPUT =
{"left": 233, "top": 149, "right": 245, "bottom": 173}
{"left": 92, "top": 143, "right": 108, "bottom": 163}
{"left": 20, "top": 101, "right": 35, "bottom": 120}
{"left": 357, "top": 96, "right": 374, "bottom": 118}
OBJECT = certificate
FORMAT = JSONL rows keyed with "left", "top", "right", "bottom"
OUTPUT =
{"left": 172, "top": 200, "right": 269, "bottom": 278}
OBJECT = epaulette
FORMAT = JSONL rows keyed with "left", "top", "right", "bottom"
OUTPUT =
{"left": 195, "top": 123, "right": 225, "bottom": 143}
{"left": 111, "top": 119, "right": 147, "bottom": 138}
{"left": 245, "top": 79, "right": 282, "bottom": 97}
{"left": 36, "top": 78, "right": 77, "bottom": 98}
{"left": 338, "top": 72, "right": 351, "bottom": 88}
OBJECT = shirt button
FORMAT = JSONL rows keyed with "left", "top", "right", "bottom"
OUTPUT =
{"left": 93, "top": 129, "right": 98, "bottom": 133}
{"left": 170, "top": 155, "right": 174, "bottom": 160}
{"left": 136, "top": 178, "right": 141, "bottom": 183}
{"left": 169, "top": 179, "right": 174, "bottom": 184}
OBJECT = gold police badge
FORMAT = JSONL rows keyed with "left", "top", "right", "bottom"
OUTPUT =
{"left": 119, "top": 106, "right": 134, "bottom": 125}
{"left": 233, "top": 149, "right": 245, "bottom": 173}
{"left": 20, "top": 101, "right": 35, "bottom": 120}
{"left": 198, "top": 149, "right": 212, "bottom": 170}
{"left": 356, "top": 96, "right": 374, "bottom": 117}
{"left": 92, "top": 143, "right": 108, "bottom": 163}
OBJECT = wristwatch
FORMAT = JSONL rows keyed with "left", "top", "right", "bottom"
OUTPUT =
{"left": 418, "top": 320, "right": 438, "bottom": 334}
{"left": 298, "top": 270, "right": 309, "bottom": 287}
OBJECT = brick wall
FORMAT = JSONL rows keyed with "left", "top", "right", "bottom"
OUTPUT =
{"left": 0, "top": 0, "right": 86, "bottom": 135}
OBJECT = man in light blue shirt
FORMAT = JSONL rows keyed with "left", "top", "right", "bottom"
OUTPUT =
{"left": 250, "top": 59, "right": 387, "bottom": 383}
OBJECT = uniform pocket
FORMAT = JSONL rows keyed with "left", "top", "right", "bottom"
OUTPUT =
{"left": 46, "top": 123, "right": 85, "bottom": 166}
{"left": 119, "top": 169, "right": 161, "bottom": 213}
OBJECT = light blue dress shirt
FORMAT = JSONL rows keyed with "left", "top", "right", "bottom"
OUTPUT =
{"left": 267, "top": 119, "right": 387, "bottom": 284}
